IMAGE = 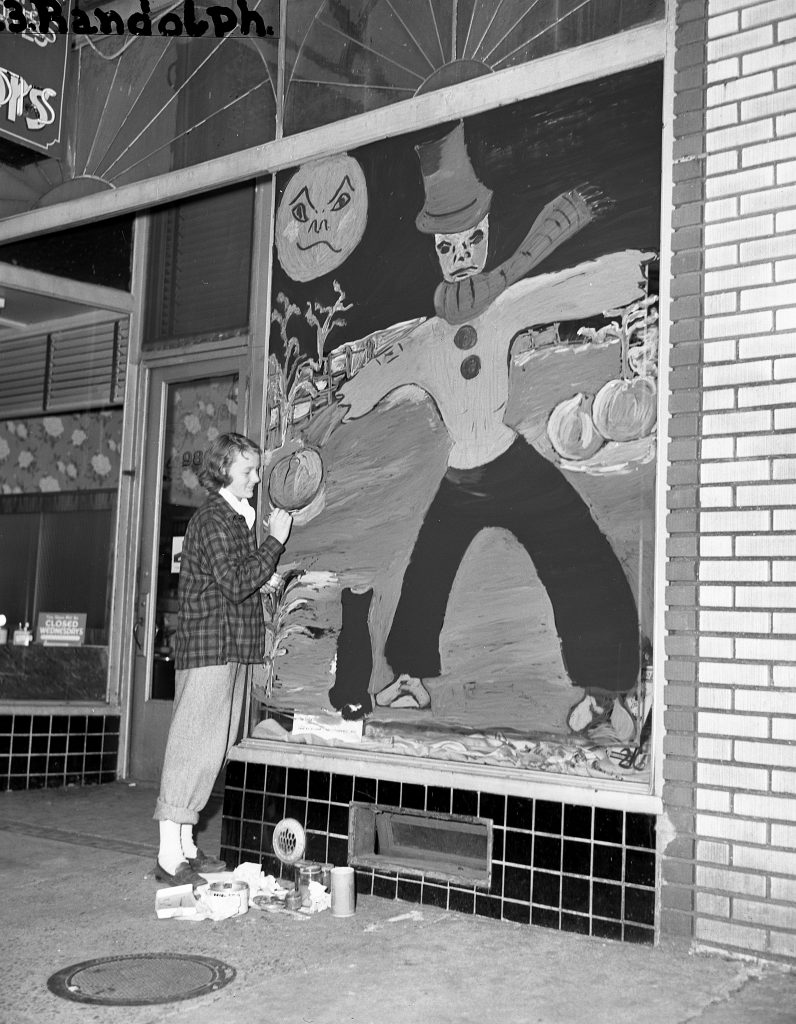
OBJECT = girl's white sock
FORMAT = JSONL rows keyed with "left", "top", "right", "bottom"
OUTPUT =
{"left": 158, "top": 820, "right": 184, "bottom": 874}
{"left": 180, "top": 823, "right": 198, "bottom": 859}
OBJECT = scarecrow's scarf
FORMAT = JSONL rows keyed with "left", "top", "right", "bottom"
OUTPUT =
{"left": 433, "top": 188, "right": 597, "bottom": 326}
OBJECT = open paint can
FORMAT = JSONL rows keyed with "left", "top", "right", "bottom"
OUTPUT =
{"left": 205, "top": 879, "right": 249, "bottom": 918}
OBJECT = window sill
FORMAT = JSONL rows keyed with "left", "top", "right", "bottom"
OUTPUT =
{"left": 233, "top": 737, "right": 662, "bottom": 815}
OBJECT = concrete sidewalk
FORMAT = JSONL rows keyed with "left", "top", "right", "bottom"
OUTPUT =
{"left": 2, "top": 781, "right": 795, "bottom": 1024}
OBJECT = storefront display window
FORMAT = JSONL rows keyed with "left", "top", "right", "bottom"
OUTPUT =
{"left": 252, "top": 61, "right": 662, "bottom": 791}
{"left": 0, "top": 410, "right": 122, "bottom": 700}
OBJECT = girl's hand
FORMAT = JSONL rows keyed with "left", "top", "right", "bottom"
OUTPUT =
{"left": 266, "top": 508, "right": 293, "bottom": 544}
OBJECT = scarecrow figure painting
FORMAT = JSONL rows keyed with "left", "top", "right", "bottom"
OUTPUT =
{"left": 337, "top": 123, "right": 645, "bottom": 743}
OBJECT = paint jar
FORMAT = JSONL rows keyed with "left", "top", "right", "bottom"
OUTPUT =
{"left": 294, "top": 860, "right": 322, "bottom": 907}
{"left": 12, "top": 622, "right": 32, "bottom": 646}
{"left": 284, "top": 890, "right": 303, "bottom": 912}
{"left": 320, "top": 863, "right": 333, "bottom": 890}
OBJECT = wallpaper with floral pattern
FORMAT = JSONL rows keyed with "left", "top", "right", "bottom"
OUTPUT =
{"left": 164, "top": 378, "right": 239, "bottom": 506}
{"left": 0, "top": 411, "right": 123, "bottom": 494}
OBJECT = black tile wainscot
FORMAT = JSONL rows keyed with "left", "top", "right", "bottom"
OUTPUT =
{"left": 0, "top": 713, "right": 119, "bottom": 790}
{"left": 221, "top": 761, "right": 656, "bottom": 943}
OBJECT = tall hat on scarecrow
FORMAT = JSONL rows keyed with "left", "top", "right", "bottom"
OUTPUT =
{"left": 415, "top": 122, "right": 492, "bottom": 235}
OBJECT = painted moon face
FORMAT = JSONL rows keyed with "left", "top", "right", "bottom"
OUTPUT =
{"left": 275, "top": 154, "right": 368, "bottom": 282}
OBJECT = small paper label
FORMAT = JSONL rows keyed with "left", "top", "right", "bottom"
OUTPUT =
{"left": 291, "top": 713, "right": 363, "bottom": 744}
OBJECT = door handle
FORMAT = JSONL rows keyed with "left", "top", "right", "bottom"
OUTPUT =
{"left": 134, "top": 591, "right": 151, "bottom": 654}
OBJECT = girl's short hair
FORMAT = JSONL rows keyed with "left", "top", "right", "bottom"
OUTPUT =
{"left": 199, "top": 432, "right": 261, "bottom": 491}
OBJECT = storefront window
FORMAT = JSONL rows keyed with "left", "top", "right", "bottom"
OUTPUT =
{"left": 253, "top": 61, "right": 663, "bottom": 790}
{"left": 283, "top": 0, "right": 665, "bottom": 133}
{"left": 0, "top": 492, "right": 115, "bottom": 646}
{"left": 0, "top": 31, "right": 277, "bottom": 211}
{"left": 73, "top": 33, "right": 277, "bottom": 189}
{"left": 0, "top": 410, "right": 122, "bottom": 700}
{"left": 145, "top": 184, "right": 255, "bottom": 346}
{"left": 0, "top": 216, "right": 132, "bottom": 290}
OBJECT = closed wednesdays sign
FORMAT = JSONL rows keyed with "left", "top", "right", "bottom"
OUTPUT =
{"left": 37, "top": 612, "right": 86, "bottom": 646}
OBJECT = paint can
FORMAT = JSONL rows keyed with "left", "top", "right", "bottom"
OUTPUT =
{"left": 294, "top": 860, "right": 322, "bottom": 907}
{"left": 205, "top": 879, "right": 249, "bottom": 918}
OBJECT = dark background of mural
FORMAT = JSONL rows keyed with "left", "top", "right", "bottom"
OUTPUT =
{"left": 263, "top": 62, "right": 662, "bottom": 773}
{"left": 270, "top": 62, "right": 663, "bottom": 357}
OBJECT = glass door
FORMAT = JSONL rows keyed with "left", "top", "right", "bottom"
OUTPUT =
{"left": 127, "top": 359, "right": 244, "bottom": 782}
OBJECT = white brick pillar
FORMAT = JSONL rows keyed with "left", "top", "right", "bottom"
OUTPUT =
{"left": 685, "top": 0, "right": 796, "bottom": 962}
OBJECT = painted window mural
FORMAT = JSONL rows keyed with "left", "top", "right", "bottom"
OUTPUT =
{"left": 255, "top": 63, "right": 662, "bottom": 786}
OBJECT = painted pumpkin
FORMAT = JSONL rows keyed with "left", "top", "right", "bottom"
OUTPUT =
{"left": 592, "top": 376, "right": 657, "bottom": 442}
{"left": 546, "top": 393, "right": 605, "bottom": 461}
{"left": 268, "top": 445, "right": 325, "bottom": 511}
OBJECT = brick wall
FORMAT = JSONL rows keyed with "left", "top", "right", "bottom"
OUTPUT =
{"left": 663, "top": 0, "right": 796, "bottom": 962}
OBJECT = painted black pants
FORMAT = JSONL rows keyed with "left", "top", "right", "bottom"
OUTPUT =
{"left": 384, "top": 437, "right": 640, "bottom": 695}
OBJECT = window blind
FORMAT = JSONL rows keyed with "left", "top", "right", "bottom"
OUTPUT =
{"left": 0, "top": 317, "right": 128, "bottom": 418}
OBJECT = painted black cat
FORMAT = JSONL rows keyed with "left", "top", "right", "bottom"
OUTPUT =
{"left": 328, "top": 586, "right": 373, "bottom": 721}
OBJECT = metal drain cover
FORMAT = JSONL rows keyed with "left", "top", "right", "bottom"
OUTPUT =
{"left": 47, "top": 953, "right": 236, "bottom": 1006}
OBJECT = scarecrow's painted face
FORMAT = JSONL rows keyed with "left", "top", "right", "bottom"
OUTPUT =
{"left": 434, "top": 215, "right": 489, "bottom": 282}
{"left": 275, "top": 154, "right": 368, "bottom": 282}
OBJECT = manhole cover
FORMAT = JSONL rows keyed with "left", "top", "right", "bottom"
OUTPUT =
{"left": 47, "top": 953, "right": 236, "bottom": 1006}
